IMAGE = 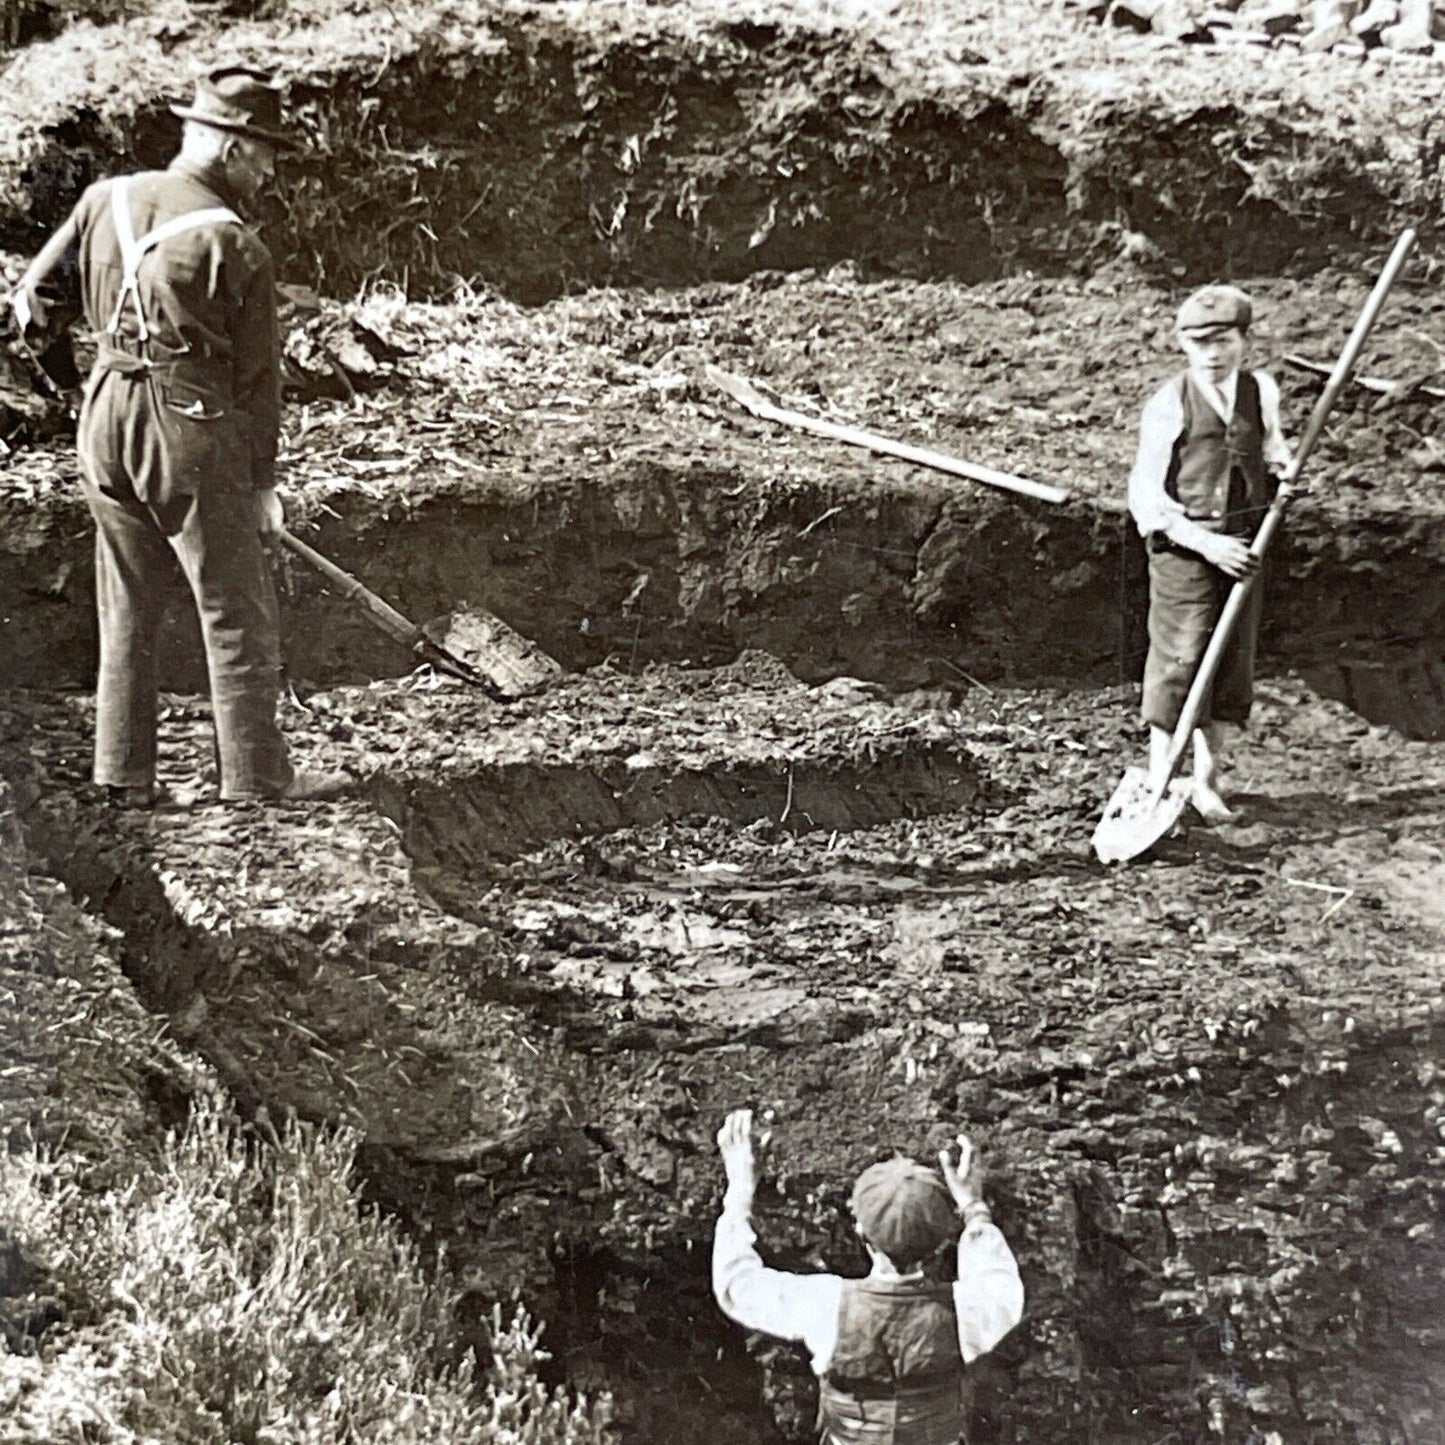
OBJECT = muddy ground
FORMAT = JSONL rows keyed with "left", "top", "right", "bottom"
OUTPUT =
{"left": 2, "top": 663, "right": 1442, "bottom": 1443}
{"left": 5, "top": 267, "right": 1444, "bottom": 729}
{"left": 2, "top": 2, "right": 1444, "bottom": 1443}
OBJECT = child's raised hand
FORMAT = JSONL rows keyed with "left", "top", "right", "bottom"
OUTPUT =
{"left": 717, "top": 1108, "right": 758, "bottom": 1200}
{"left": 939, "top": 1131, "right": 983, "bottom": 1209}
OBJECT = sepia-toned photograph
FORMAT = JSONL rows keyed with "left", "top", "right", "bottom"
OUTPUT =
{"left": 1, "top": 2, "right": 1441, "bottom": 1441}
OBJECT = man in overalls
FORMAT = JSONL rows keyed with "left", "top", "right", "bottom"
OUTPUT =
{"left": 713, "top": 1109, "right": 1024, "bottom": 1445}
{"left": 8, "top": 67, "right": 348, "bottom": 806}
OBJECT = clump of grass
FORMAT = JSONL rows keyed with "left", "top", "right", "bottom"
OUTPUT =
{"left": 0, "top": 1093, "right": 610, "bottom": 1444}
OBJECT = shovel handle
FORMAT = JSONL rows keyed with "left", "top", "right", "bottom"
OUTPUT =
{"left": 1154, "top": 228, "right": 1417, "bottom": 798}
{"left": 1286, "top": 227, "right": 1418, "bottom": 483}
{"left": 706, "top": 365, "right": 1071, "bottom": 505}
{"left": 277, "top": 529, "right": 423, "bottom": 652}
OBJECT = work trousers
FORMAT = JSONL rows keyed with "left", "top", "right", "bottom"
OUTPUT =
{"left": 1141, "top": 542, "right": 1266, "bottom": 733}
{"left": 79, "top": 464, "right": 293, "bottom": 800}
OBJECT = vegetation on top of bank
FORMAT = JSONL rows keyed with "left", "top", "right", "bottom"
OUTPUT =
{"left": 0, "top": 1093, "right": 611, "bottom": 1444}
{"left": 1, "top": 1, "right": 1441, "bottom": 299}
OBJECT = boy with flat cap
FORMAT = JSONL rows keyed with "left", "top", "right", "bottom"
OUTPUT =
{"left": 1127, "top": 284, "right": 1292, "bottom": 821}
{"left": 713, "top": 1109, "right": 1023, "bottom": 1445}
{"left": 8, "top": 67, "right": 348, "bottom": 806}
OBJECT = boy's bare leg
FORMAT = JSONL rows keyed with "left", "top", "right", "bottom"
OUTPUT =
{"left": 1147, "top": 725, "right": 1172, "bottom": 793}
{"left": 1191, "top": 723, "right": 1235, "bottom": 823}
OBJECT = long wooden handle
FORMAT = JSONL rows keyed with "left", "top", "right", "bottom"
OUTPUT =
{"left": 706, "top": 365, "right": 1071, "bottom": 505}
{"left": 1282, "top": 352, "right": 1445, "bottom": 404}
{"left": 277, "top": 529, "right": 423, "bottom": 651}
{"left": 1154, "top": 228, "right": 1417, "bottom": 798}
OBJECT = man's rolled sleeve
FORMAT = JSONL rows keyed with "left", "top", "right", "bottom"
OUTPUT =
{"left": 231, "top": 243, "right": 281, "bottom": 489}
{"left": 1127, "top": 382, "right": 1186, "bottom": 539}
{"left": 10, "top": 210, "right": 84, "bottom": 387}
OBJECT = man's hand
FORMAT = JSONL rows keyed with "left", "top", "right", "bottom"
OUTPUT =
{"left": 1199, "top": 531, "right": 1258, "bottom": 581}
{"left": 255, "top": 487, "right": 284, "bottom": 539}
{"left": 939, "top": 1131, "right": 984, "bottom": 1211}
{"left": 717, "top": 1108, "right": 758, "bottom": 1205}
{"left": 8, "top": 286, "right": 40, "bottom": 336}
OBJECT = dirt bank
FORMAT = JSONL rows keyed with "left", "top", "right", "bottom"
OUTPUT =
{"left": 2, "top": 661, "right": 1442, "bottom": 1443}
{"left": 2, "top": 4, "right": 1443, "bottom": 1442}
{"left": 0, "top": 767, "right": 206, "bottom": 1358}
{"left": 5, "top": 267, "right": 1442, "bottom": 736}
{"left": 2, "top": 0, "right": 1442, "bottom": 304}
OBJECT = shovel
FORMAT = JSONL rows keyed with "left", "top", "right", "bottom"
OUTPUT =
{"left": 706, "top": 365, "right": 1071, "bottom": 505}
{"left": 1093, "top": 228, "right": 1417, "bottom": 865}
{"left": 277, "top": 529, "right": 563, "bottom": 701}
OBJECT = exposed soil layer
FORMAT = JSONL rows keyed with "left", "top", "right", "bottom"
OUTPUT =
{"left": 0, "top": 766, "right": 206, "bottom": 1360}
{"left": 4, "top": 268, "right": 1444, "bottom": 738}
{"left": 2, "top": 5, "right": 1444, "bottom": 1442}
{"left": 1, "top": 662, "right": 1442, "bottom": 1444}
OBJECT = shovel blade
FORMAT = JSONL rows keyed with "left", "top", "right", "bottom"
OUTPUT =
{"left": 1092, "top": 768, "right": 1192, "bottom": 865}
{"left": 421, "top": 607, "right": 564, "bottom": 700}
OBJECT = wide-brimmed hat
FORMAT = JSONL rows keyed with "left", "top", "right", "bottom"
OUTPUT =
{"left": 1176, "top": 284, "right": 1253, "bottom": 339}
{"left": 850, "top": 1157, "right": 957, "bottom": 1268}
{"left": 169, "top": 66, "right": 300, "bottom": 151}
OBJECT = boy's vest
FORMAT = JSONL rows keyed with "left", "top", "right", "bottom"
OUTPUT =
{"left": 817, "top": 1277, "right": 967, "bottom": 1445}
{"left": 1163, "top": 370, "right": 1271, "bottom": 537}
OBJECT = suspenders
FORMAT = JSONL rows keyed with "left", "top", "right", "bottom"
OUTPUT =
{"left": 104, "top": 176, "right": 242, "bottom": 346}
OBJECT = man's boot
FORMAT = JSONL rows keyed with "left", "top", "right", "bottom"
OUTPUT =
{"left": 277, "top": 770, "right": 356, "bottom": 802}
{"left": 104, "top": 782, "right": 195, "bottom": 810}
{"left": 105, "top": 783, "right": 157, "bottom": 809}
{"left": 220, "top": 768, "right": 356, "bottom": 806}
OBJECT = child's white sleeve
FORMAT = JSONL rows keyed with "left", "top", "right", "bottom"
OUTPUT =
{"left": 712, "top": 1202, "right": 846, "bottom": 1371}
{"left": 1127, "top": 382, "right": 1186, "bottom": 537}
{"left": 953, "top": 1221, "right": 1025, "bottom": 1362}
{"left": 1254, "top": 371, "right": 1292, "bottom": 472}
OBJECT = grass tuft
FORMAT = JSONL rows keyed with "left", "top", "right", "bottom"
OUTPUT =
{"left": 0, "top": 1092, "right": 611, "bottom": 1444}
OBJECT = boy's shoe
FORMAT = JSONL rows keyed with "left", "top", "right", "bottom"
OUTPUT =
{"left": 1191, "top": 781, "right": 1236, "bottom": 824}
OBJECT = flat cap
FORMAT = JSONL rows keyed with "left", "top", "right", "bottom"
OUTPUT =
{"left": 850, "top": 1157, "right": 957, "bottom": 1268}
{"left": 1176, "top": 284, "right": 1253, "bottom": 337}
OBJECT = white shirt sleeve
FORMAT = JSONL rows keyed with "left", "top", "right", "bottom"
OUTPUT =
{"left": 1127, "top": 380, "right": 1187, "bottom": 538}
{"left": 714, "top": 1194, "right": 1025, "bottom": 1375}
{"left": 953, "top": 1221, "right": 1026, "bottom": 1363}
{"left": 712, "top": 1193, "right": 846, "bottom": 1375}
{"left": 1253, "top": 370, "right": 1293, "bottom": 472}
